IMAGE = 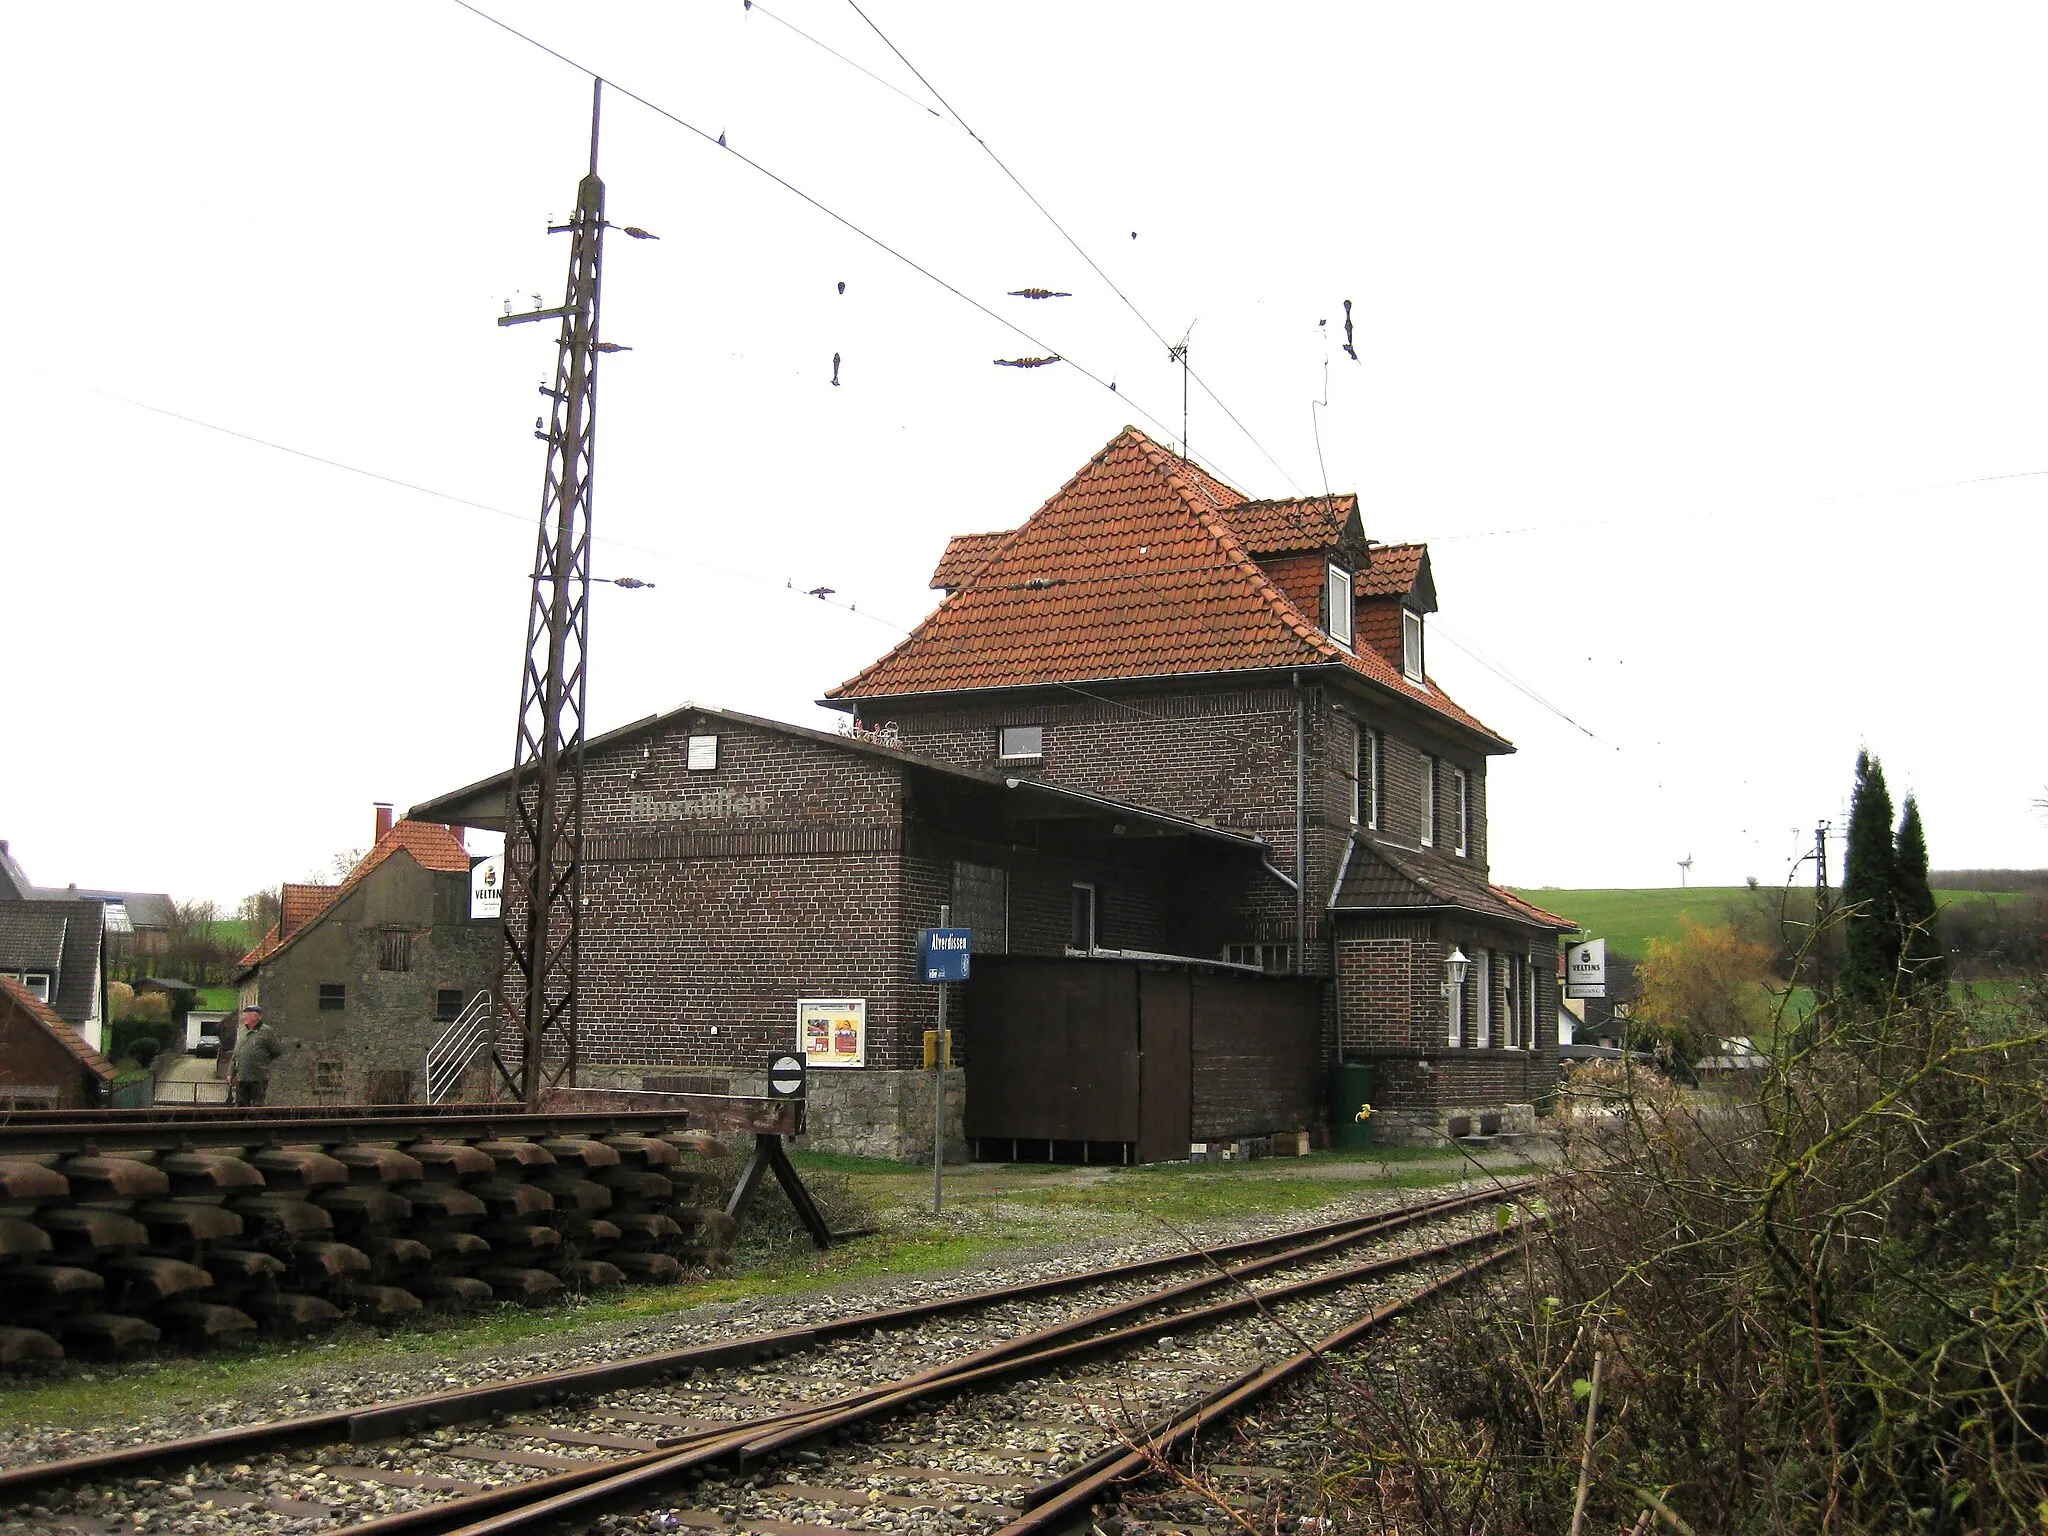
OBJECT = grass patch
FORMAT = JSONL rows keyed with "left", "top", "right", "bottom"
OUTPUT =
{"left": 788, "top": 1149, "right": 925, "bottom": 1177}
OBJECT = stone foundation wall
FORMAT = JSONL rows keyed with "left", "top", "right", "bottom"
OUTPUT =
{"left": 797, "top": 1068, "right": 965, "bottom": 1165}
{"left": 1368, "top": 1099, "right": 1536, "bottom": 1148}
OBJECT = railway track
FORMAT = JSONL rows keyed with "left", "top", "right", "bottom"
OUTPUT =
{"left": 0, "top": 1178, "right": 1540, "bottom": 1535}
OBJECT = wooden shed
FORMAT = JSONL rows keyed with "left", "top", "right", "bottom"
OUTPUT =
{"left": 963, "top": 955, "right": 1320, "bottom": 1164}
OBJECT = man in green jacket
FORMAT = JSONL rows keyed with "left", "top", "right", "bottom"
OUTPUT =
{"left": 230, "top": 1006, "right": 285, "bottom": 1106}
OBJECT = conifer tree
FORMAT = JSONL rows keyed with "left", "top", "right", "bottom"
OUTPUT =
{"left": 1839, "top": 749, "right": 1900, "bottom": 1011}
{"left": 1894, "top": 794, "right": 1947, "bottom": 996}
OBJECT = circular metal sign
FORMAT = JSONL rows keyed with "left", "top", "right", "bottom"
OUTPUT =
{"left": 769, "top": 1054, "right": 805, "bottom": 1097}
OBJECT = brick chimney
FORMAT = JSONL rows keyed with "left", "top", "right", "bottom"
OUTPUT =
{"left": 445, "top": 824, "right": 464, "bottom": 854}
{"left": 374, "top": 803, "right": 395, "bottom": 843}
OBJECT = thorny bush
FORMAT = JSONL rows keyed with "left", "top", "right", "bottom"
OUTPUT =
{"left": 1146, "top": 978, "right": 2047, "bottom": 1535}
{"left": 1326, "top": 977, "right": 2048, "bottom": 1535}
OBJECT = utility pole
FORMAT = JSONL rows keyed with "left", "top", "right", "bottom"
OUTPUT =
{"left": 497, "top": 81, "right": 609, "bottom": 1109}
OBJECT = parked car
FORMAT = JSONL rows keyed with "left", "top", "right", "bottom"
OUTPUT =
{"left": 194, "top": 1036, "right": 219, "bottom": 1059}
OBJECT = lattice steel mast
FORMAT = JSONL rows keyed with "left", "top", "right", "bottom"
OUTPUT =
{"left": 498, "top": 81, "right": 608, "bottom": 1109}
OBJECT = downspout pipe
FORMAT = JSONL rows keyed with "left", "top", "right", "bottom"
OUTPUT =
{"left": 1294, "top": 672, "right": 1308, "bottom": 974}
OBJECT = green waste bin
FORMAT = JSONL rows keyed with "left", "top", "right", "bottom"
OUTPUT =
{"left": 1331, "top": 1060, "right": 1375, "bottom": 1150}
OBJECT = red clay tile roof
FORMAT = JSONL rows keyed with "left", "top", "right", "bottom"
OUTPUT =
{"left": 0, "top": 972, "right": 118, "bottom": 1081}
{"left": 1355, "top": 542, "right": 1429, "bottom": 599}
{"left": 238, "top": 822, "right": 469, "bottom": 973}
{"left": 833, "top": 428, "right": 1507, "bottom": 748}
{"left": 1492, "top": 887, "right": 1577, "bottom": 930}
{"left": 1209, "top": 494, "right": 1358, "bottom": 555}
{"left": 929, "top": 530, "right": 1014, "bottom": 591}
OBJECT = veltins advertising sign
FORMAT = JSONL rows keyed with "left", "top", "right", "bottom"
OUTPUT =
{"left": 1565, "top": 938, "right": 1606, "bottom": 999}
{"left": 798, "top": 997, "right": 866, "bottom": 1068}
{"left": 469, "top": 855, "right": 503, "bottom": 921}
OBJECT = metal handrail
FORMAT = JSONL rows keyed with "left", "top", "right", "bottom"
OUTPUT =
{"left": 425, "top": 992, "right": 493, "bottom": 1104}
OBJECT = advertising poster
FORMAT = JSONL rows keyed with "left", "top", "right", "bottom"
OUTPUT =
{"left": 798, "top": 997, "right": 866, "bottom": 1068}
{"left": 469, "top": 855, "right": 503, "bottom": 921}
{"left": 1566, "top": 938, "right": 1607, "bottom": 999}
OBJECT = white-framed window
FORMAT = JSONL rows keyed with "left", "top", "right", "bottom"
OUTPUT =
{"left": 1452, "top": 768, "right": 1469, "bottom": 857}
{"left": 1365, "top": 729, "right": 1381, "bottom": 829}
{"left": 1402, "top": 608, "right": 1425, "bottom": 682}
{"left": 1347, "top": 726, "right": 1362, "bottom": 825}
{"left": 1420, "top": 754, "right": 1437, "bottom": 847}
{"left": 1526, "top": 960, "right": 1539, "bottom": 1049}
{"left": 1069, "top": 882, "right": 1097, "bottom": 951}
{"left": 1477, "top": 950, "right": 1493, "bottom": 1048}
{"left": 1448, "top": 964, "right": 1464, "bottom": 1047}
{"left": 999, "top": 724, "right": 1044, "bottom": 761}
{"left": 1, "top": 970, "right": 52, "bottom": 1003}
{"left": 686, "top": 734, "right": 719, "bottom": 771}
{"left": 1504, "top": 955, "right": 1521, "bottom": 1049}
{"left": 1224, "top": 942, "right": 1294, "bottom": 973}
{"left": 1325, "top": 563, "right": 1354, "bottom": 649}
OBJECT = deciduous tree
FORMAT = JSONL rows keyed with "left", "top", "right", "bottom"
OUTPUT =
{"left": 1628, "top": 916, "right": 1775, "bottom": 1071}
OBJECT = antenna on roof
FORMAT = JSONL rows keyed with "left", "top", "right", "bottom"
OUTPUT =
{"left": 1167, "top": 320, "right": 1197, "bottom": 457}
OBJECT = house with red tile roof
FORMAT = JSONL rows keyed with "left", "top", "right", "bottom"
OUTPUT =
{"left": 0, "top": 972, "right": 118, "bottom": 1109}
{"left": 829, "top": 426, "right": 1573, "bottom": 1143}
{"left": 232, "top": 805, "right": 497, "bottom": 1105}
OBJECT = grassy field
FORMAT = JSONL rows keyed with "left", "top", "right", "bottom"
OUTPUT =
{"left": 1511, "top": 885, "right": 2012, "bottom": 961}
{"left": 0, "top": 1143, "right": 1535, "bottom": 1431}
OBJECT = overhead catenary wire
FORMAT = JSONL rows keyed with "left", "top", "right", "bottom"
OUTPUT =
{"left": 740, "top": 0, "right": 941, "bottom": 120}
{"left": 81, "top": 383, "right": 915, "bottom": 634}
{"left": 839, "top": 0, "right": 1308, "bottom": 495}
{"left": 446, "top": 1, "right": 1245, "bottom": 486}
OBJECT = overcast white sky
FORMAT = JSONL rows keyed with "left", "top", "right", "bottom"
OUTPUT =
{"left": 4, "top": 2, "right": 2044, "bottom": 906}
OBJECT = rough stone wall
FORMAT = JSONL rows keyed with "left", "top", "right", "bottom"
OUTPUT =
{"left": 797, "top": 1066, "right": 965, "bottom": 1164}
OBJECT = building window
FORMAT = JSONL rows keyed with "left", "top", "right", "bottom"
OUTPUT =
{"left": 1, "top": 971, "right": 52, "bottom": 1003}
{"left": 1069, "top": 883, "right": 1097, "bottom": 951}
{"left": 1224, "top": 942, "right": 1294, "bottom": 973}
{"left": 1477, "top": 950, "right": 1493, "bottom": 1048}
{"left": 999, "top": 724, "right": 1044, "bottom": 761}
{"left": 1420, "top": 755, "right": 1437, "bottom": 847}
{"left": 951, "top": 861, "right": 1009, "bottom": 954}
{"left": 1365, "top": 729, "right": 1382, "bottom": 830}
{"left": 1452, "top": 769, "right": 1469, "bottom": 857}
{"left": 1448, "top": 970, "right": 1464, "bottom": 1047}
{"left": 1504, "top": 956, "right": 1520, "bottom": 1048}
{"left": 434, "top": 988, "right": 465, "bottom": 1022}
{"left": 1402, "top": 608, "right": 1425, "bottom": 682}
{"left": 686, "top": 734, "right": 719, "bottom": 771}
{"left": 318, "top": 983, "right": 346, "bottom": 1012}
{"left": 377, "top": 928, "right": 412, "bottom": 972}
{"left": 312, "top": 1059, "right": 344, "bottom": 1092}
{"left": 1325, "top": 563, "right": 1354, "bottom": 649}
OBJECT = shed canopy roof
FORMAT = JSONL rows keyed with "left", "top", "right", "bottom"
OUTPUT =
{"left": 1331, "top": 832, "right": 1576, "bottom": 932}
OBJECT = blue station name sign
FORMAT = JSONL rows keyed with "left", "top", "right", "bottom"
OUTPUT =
{"left": 919, "top": 927, "right": 972, "bottom": 983}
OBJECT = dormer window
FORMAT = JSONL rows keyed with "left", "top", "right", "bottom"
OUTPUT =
{"left": 1325, "top": 563, "right": 1354, "bottom": 649}
{"left": 1401, "top": 608, "right": 1425, "bottom": 682}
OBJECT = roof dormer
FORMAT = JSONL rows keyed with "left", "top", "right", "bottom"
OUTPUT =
{"left": 1353, "top": 543, "right": 1437, "bottom": 678}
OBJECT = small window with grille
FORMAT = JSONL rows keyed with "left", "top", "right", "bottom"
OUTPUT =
{"left": 312, "top": 1059, "right": 344, "bottom": 1092}
{"left": 318, "top": 983, "right": 346, "bottom": 1011}
{"left": 434, "top": 988, "right": 465, "bottom": 1022}
{"left": 377, "top": 928, "right": 412, "bottom": 972}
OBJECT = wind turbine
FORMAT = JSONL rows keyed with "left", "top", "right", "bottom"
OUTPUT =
{"left": 1677, "top": 854, "right": 1693, "bottom": 888}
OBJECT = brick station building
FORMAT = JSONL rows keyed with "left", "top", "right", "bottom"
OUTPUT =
{"left": 416, "top": 426, "right": 1570, "bottom": 1154}
{"left": 832, "top": 426, "right": 1573, "bottom": 1144}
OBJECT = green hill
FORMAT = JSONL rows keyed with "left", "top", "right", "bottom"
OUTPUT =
{"left": 1507, "top": 885, "right": 2008, "bottom": 963}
